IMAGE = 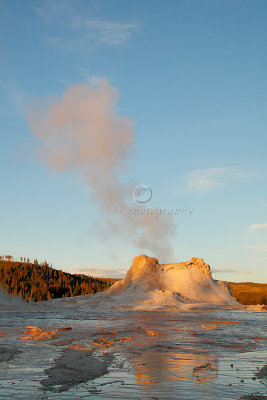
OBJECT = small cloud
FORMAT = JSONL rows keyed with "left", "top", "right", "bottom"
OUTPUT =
{"left": 0, "top": 80, "right": 26, "bottom": 113}
{"left": 247, "top": 224, "right": 267, "bottom": 232}
{"left": 71, "top": 18, "right": 139, "bottom": 46}
{"left": 185, "top": 167, "right": 265, "bottom": 193}
{"left": 186, "top": 168, "right": 226, "bottom": 192}
{"left": 212, "top": 268, "right": 254, "bottom": 274}
{"left": 36, "top": 1, "right": 139, "bottom": 51}
{"left": 46, "top": 20, "right": 138, "bottom": 51}
{"left": 71, "top": 265, "right": 126, "bottom": 278}
{"left": 76, "top": 68, "right": 105, "bottom": 86}
{"left": 35, "top": 0, "right": 76, "bottom": 24}
{"left": 245, "top": 243, "right": 267, "bottom": 251}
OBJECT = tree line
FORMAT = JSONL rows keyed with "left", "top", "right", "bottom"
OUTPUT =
{"left": 0, "top": 257, "right": 118, "bottom": 302}
{"left": 228, "top": 281, "right": 267, "bottom": 305}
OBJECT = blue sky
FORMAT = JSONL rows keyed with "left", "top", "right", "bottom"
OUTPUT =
{"left": 0, "top": 0, "right": 266, "bottom": 281}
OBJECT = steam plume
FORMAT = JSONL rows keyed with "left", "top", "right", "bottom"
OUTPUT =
{"left": 0, "top": 287, "right": 28, "bottom": 309}
{"left": 26, "top": 79, "right": 176, "bottom": 259}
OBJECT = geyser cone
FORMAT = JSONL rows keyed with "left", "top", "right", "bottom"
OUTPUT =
{"left": 103, "top": 255, "right": 239, "bottom": 310}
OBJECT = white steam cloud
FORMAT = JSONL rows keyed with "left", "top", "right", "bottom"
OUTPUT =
{"left": 26, "top": 79, "right": 176, "bottom": 259}
{"left": 0, "top": 287, "right": 28, "bottom": 309}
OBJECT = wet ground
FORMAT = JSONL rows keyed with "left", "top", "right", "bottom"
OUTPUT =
{"left": 0, "top": 308, "right": 266, "bottom": 399}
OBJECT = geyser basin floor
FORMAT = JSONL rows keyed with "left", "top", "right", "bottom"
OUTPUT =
{"left": 0, "top": 308, "right": 266, "bottom": 400}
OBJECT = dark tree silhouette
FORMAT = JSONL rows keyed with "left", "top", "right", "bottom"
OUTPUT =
{"left": 0, "top": 258, "right": 118, "bottom": 302}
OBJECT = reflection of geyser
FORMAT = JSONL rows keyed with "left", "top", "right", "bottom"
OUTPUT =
{"left": 133, "top": 350, "right": 218, "bottom": 386}
{"left": 115, "top": 311, "right": 219, "bottom": 392}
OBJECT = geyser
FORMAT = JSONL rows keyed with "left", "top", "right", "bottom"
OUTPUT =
{"left": 96, "top": 255, "right": 239, "bottom": 310}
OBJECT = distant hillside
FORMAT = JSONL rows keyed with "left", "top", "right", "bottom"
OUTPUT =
{"left": 0, "top": 259, "right": 118, "bottom": 302}
{"left": 227, "top": 282, "right": 267, "bottom": 305}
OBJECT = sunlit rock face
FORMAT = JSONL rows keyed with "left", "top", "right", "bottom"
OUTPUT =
{"left": 122, "top": 255, "right": 161, "bottom": 290}
{"left": 105, "top": 255, "right": 238, "bottom": 309}
{"left": 122, "top": 255, "right": 212, "bottom": 289}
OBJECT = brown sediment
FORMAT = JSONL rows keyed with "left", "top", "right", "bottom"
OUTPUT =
{"left": 202, "top": 339, "right": 214, "bottom": 345}
{"left": 98, "top": 328, "right": 117, "bottom": 335}
{"left": 187, "top": 330, "right": 203, "bottom": 335}
{"left": 56, "top": 327, "right": 72, "bottom": 331}
{"left": 250, "top": 337, "right": 267, "bottom": 340}
{"left": 145, "top": 329, "right": 161, "bottom": 336}
{"left": 201, "top": 324, "right": 220, "bottom": 330}
{"left": 0, "top": 332, "right": 5, "bottom": 337}
{"left": 116, "top": 337, "right": 134, "bottom": 342}
{"left": 166, "top": 319, "right": 180, "bottom": 322}
{"left": 221, "top": 343, "right": 243, "bottom": 349}
{"left": 19, "top": 326, "right": 57, "bottom": 341}
{"left": 91, "top": 337, "right": 114, "bottom": 348}
{"left": 68, "top": 344, "right": 93, "bottom": 351}
{"left": 20, "top": 325, "right": 75, "bottom": 341}
{"left": 209, "top": 321, "right": 241, "bottom": 324}
{"left": 128, "top": 326, "right": 142, "bottom": 333}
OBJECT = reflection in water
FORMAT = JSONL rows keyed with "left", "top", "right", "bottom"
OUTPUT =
{"left": 130, "top": 324, "right": 218, "bottom": 387}
{"left": 0, "top": 308, "right": 266, "bottom": 400}
{"left": 116, "top": 312, "right": 219, "bottom": 387}
{"left": 134, "top": 352, "right": 218, "bottom": 386}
